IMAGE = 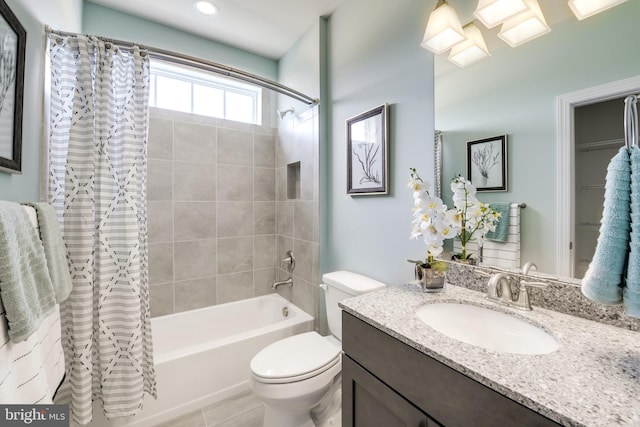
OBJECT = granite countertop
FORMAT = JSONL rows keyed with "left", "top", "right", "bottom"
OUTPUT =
{"left": 339, "top": 283, "right": 640, "bottom": 427}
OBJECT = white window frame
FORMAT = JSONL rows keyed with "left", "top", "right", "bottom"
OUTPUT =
{"left": 149, "top": 59, "right": 262, "bottom": 125}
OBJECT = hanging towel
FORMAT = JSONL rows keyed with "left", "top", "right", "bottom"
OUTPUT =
{"left": 624, "top": 146, "right": 640, "bottom": 318}
{"left": 24, "top": 203, "right": 73, "bottom": 303}
{"left": 0, "top": 202, "right": 57, "bottom": 342}
{"left": 582, "top": 147, "right": 631, "bottom": 304}
{"left": 485, "top": 202, "right": 511, "bottom": 242}
{"left": 0, "top": 205, "right": 66, "bottom": 404}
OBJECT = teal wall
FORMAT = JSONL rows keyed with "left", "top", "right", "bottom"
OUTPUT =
{"left": 82, "top": 2, "right": 277, "bottom": 80}
{"left": 323, "top": 0, "right": 435, "bottom": 285}
{"left": 436, "top": 0, "right": 640, "bottom": 273}
{"left": 0, "top": 0, "right": 82, "bottom": 202}
{"left": 278, "top": 19, "right": 321, "bottom": 103}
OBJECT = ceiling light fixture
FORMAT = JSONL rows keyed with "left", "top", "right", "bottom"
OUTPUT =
{"left": 448, "top": 23, "right": 490, "bottom": 68}
{"left": 193, "top": 0, "right": 218, "bottom": 16}
{"left": 473, "top": 0, "right": 528, "bottom": 28}
{"left": 568, "top": 0, "right": 628, "bottom": 20}
{"left": 497, "top": 0, "right": 550, "bottom": 47}
{"left": 420, "top": 0, "right": 465, "bottom": 55}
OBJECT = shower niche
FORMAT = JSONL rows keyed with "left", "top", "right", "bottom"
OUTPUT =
{"left": 287, "top": 161, "right": 301, "bottom": 199}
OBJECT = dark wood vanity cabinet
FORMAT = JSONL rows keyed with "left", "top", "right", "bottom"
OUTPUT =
{"left": 343, "top": 355, "right": 438, "bottom": 427}
{"left": 342, "top": 312, "right": 562, "bottom": 427}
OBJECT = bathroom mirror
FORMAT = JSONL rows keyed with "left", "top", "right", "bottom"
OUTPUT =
{"left": 434, "top": 0, "right": 639, "bottom": 282}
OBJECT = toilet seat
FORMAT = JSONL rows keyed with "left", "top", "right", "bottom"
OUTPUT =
{"left": 251, "top": 332, "right": 341, "bottom": 384}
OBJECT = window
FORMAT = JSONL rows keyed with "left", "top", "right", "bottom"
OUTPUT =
{"left": 149, "top": 60, "right": 262, "bottom": 124}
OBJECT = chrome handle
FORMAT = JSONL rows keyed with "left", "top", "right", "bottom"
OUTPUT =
{"left": 281, "top": 250, "right": 295, "bottom": 273}
{"left": 520, "top": 280, "right": 547, "bottom": 288}
{"left": 476, "top": 270, "right": 493, "bottom": 278}
{"left": 514, "top": 280, "right": 547, "bottom": 310}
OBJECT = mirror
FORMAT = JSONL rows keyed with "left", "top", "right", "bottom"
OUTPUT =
{"left": 434, "top": 0, "right": 639, "bottom": 282}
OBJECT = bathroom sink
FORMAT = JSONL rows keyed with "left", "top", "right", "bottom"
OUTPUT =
{"left": 415, "top": 302, "right": 559, "bottom": 355}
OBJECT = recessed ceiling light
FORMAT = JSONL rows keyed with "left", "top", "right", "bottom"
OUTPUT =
{"left": 193, "top": 0, "right": 218, "bottom": 16}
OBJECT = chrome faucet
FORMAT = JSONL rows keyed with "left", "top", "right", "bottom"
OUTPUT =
{"left": 522, "top": 262, "right": 538, "bottom": 275}
{"left": 273, "top": 250, "right": 295, "bottom": 290}
{"left": 486, "top": 273, "right": 513, "bottom": 304}
{"left": 485, "top": 272, "right": 547, "bottom": 311}
{"left": 272, "top": 277, "right": 293, "bottom": 290}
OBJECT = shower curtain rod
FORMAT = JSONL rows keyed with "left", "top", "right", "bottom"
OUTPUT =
{"left": 45, "top": 27, "right": 319, "bottom": 106}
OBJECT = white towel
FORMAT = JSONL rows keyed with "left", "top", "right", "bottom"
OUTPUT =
{"left": 0, "top": 304, "right": 65, "bottom": 404}
{"left": 0, "top": 206, "right": 66, "bottom": 403}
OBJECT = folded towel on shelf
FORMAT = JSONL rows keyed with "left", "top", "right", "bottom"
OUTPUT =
{"left": 485, "top": 202, "right": 511, "bottom": 242}
{"left": 0, "top": 202, "right": 57, "bottom": 342}
{"left": 24, "top": 203, "right": 73, "bottom": 303}
{"left": 582, "top": 147, "right": 631, "bottom": 305}
{"left": 624, "top": 146, "right": 640, "bottom": 318}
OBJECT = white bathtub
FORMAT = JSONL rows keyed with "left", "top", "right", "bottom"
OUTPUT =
{"left": 87, "top": 294, "right": 314, "bottom": 427}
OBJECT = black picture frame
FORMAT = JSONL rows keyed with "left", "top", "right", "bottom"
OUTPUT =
{"left": 467, "top": 135, "right": 508, "bottom": 192}
{"left": 346, "top": 104, "right": 389, "bottom": 195}
{"left": 0, "top": 0, "right": 25, "bottom": 174}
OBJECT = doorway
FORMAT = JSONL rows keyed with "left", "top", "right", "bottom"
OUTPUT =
{"left": 557, "top": 76, "right": 640, "bottom": 278}
{"left": 574, "top": 97, "right": 627, "bottom": 278}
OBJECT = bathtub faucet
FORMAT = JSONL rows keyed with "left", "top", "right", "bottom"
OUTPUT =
{"left": 272, "top": 277, "right": 293, "bottom": 290}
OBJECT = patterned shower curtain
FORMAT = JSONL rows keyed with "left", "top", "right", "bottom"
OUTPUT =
{"left": 47, "top": 33, "right": 156, "bottom": 425}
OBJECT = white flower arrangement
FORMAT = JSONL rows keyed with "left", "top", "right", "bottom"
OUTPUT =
{"left": 449, "top": 175, "right": 501, "bottom": 261}
{"left": 408, "top": 168, "right": 501, "bottom": 264}
{"left": 408, "top": 168, "right": 452, "bottom": 268}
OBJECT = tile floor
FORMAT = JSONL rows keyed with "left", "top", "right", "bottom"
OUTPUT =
{"left": 156, "top": 390, "right": 264, "bottom": 427}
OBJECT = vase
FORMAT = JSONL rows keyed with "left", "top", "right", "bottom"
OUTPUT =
{"left": 415, "top": 264, "right": 446, "bottom": 293}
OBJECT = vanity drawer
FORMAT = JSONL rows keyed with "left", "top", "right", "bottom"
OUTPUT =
{"left": 342, "top": 312, "right": 561, "bottom": 427}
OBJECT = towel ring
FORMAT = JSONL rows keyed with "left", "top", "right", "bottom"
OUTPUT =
{"left": 624, "top": 95, "right": 638, "bottom": 151}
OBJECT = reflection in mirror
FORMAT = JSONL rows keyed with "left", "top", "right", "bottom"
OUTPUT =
{"left": 434, "top": 130, "right": 443, "bottom": 198}
{"left": 434, "top": 0, "right": 640, "bottom": 280}
{"left": 557, "top": 79, "right": 640, "bottom": 279}
{"left": 573, "top": 97, "right": 627, "bottom": 279}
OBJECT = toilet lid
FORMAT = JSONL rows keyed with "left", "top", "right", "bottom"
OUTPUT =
{"left": 251, "top": 332, "right": 341, "bottom": 383}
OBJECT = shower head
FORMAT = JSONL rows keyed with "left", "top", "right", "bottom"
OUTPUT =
{"left": 277, "top": 107, "right": 295, "bottom": 120}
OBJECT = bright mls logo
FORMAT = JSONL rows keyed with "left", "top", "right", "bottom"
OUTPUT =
{"left": 1, "top": 405, "right": 68, "bottom": 426}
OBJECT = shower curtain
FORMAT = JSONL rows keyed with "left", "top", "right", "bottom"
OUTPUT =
{"left": 47, "top": 33, "right": 156, "bottom": 424}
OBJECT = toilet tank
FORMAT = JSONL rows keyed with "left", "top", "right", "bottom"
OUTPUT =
{"left": 322, "top": 271, "right": 386, "bottom": 341}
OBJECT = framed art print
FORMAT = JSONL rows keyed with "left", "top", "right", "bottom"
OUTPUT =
{"left": 467, "top": 135, "right": 507, "bottom": 192}
{"left": 346, "top": 104, "right": 388, "bottom": 195}
{"left": 0, "top": 0, "right": 25, "bottom": 174}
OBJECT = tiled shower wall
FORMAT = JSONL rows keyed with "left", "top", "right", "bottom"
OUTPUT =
{"left": 274, "top": 107, "right": 320, "bottom": 321}
{"left": 147, "top": 105, "right": 320, "bottom": 321}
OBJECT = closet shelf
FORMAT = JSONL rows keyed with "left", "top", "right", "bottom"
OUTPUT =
{"left": 576, "top": 223, "right": 600, "bottom": 230}
{"left": 576, "top": 138, "right": 624, "bottom": 152}
{"left": 577, "top": 184, "right": 605, "bottom": 190}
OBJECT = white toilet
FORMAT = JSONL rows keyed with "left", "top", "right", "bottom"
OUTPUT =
{"left": 249, "top": 271, "right": 386, "bottom": 427}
